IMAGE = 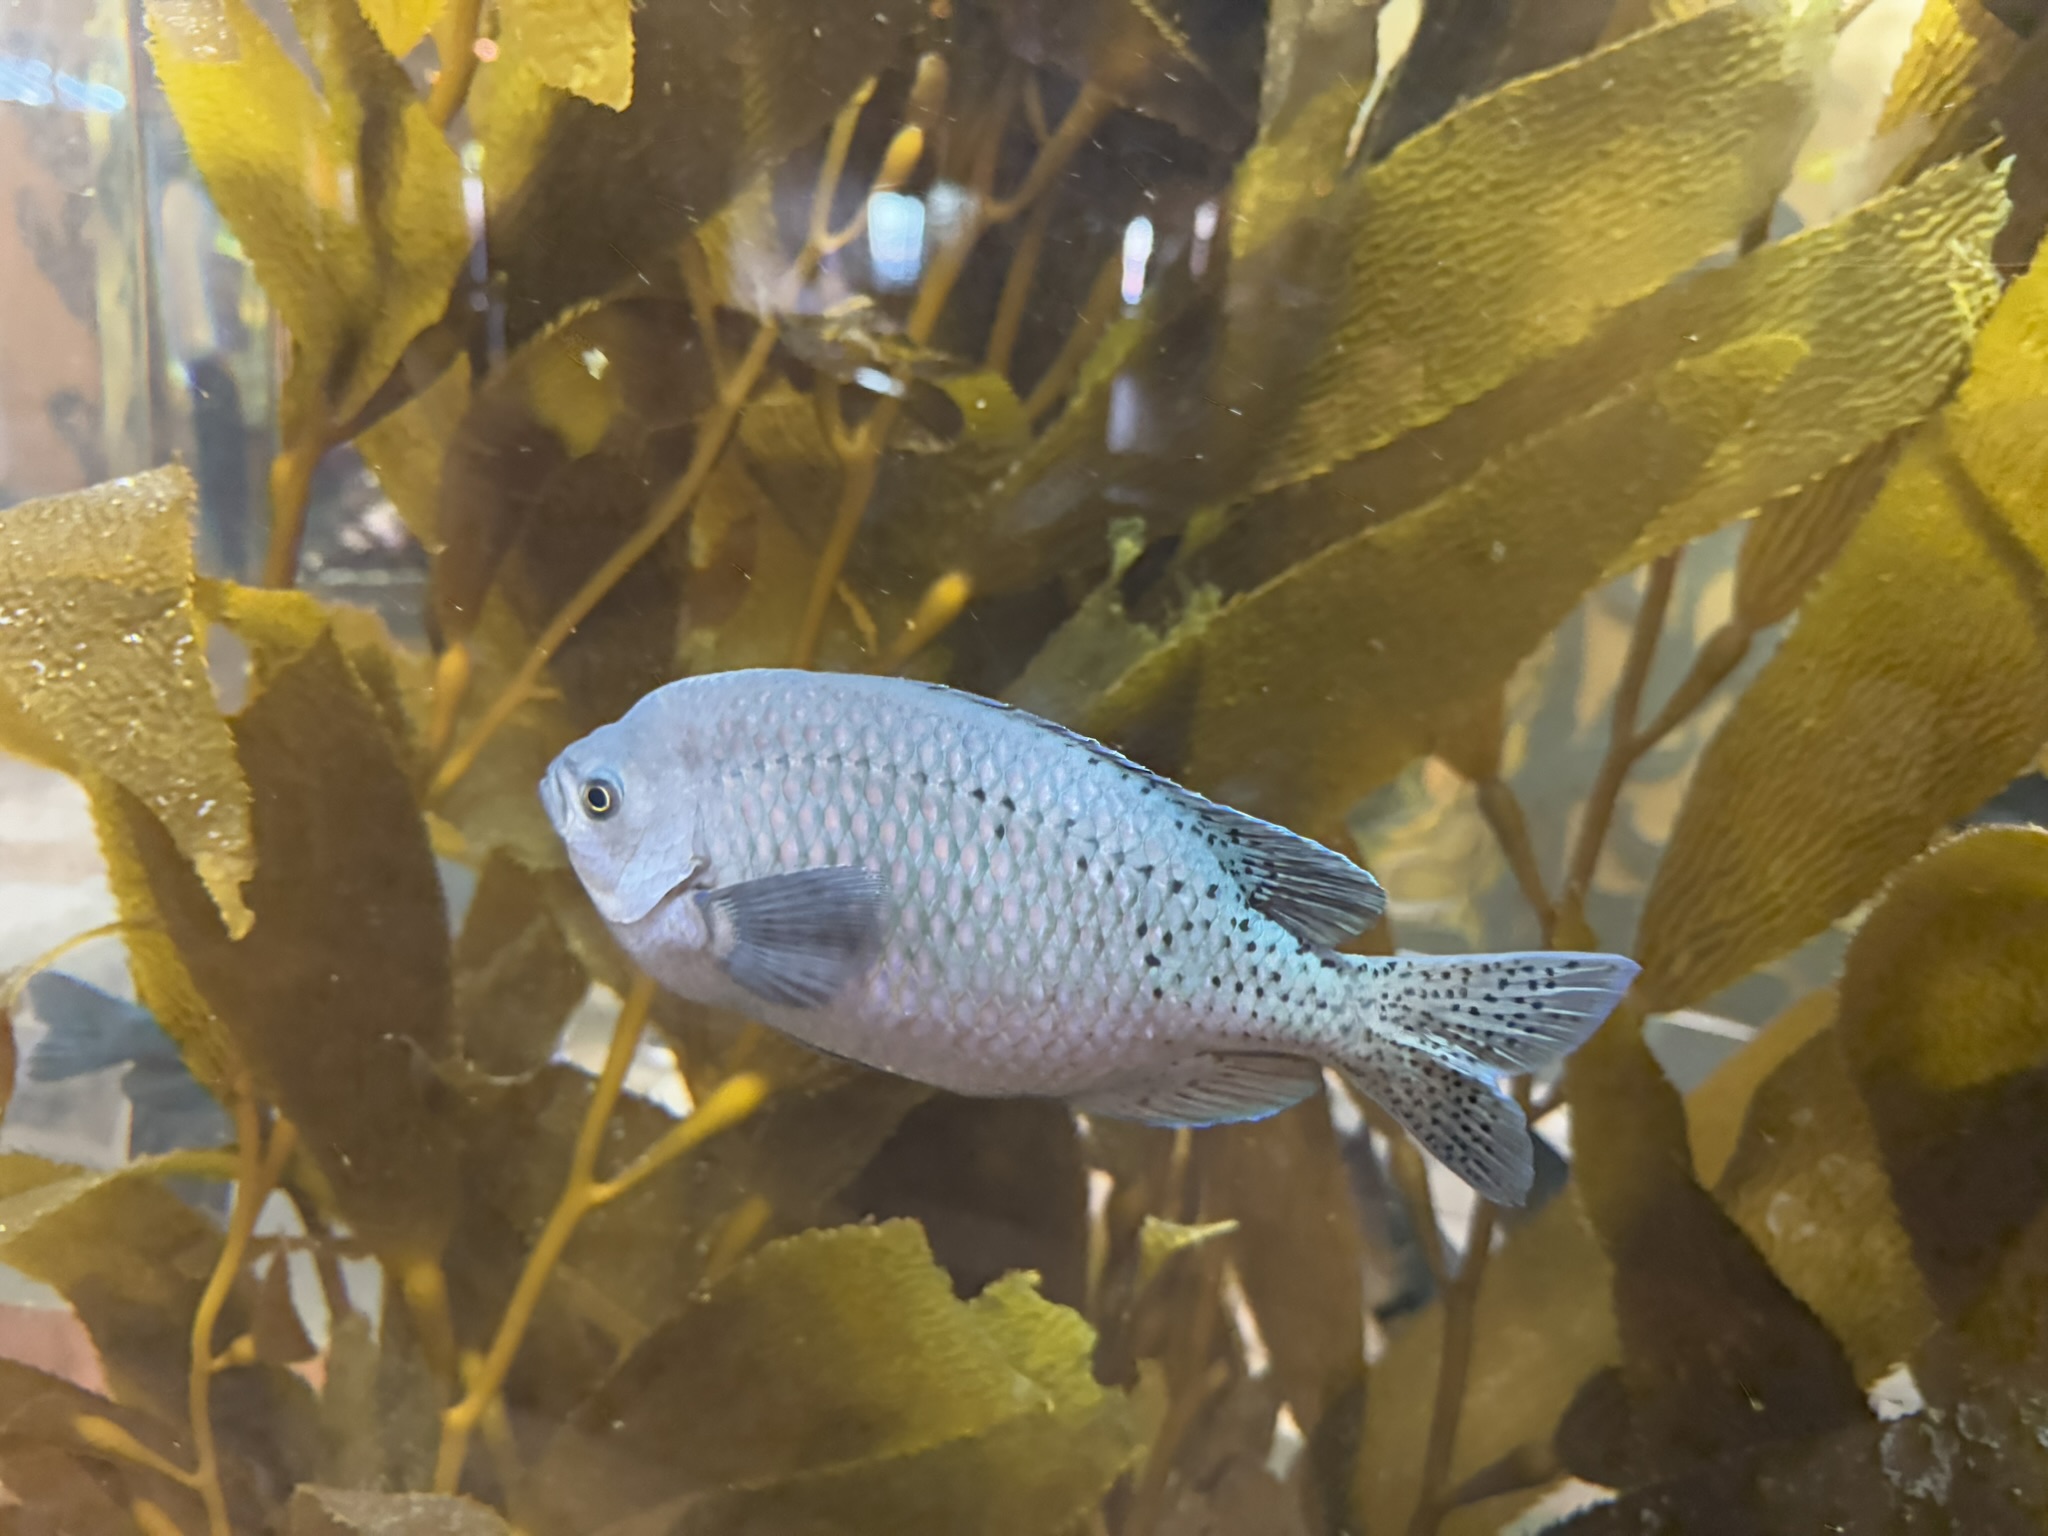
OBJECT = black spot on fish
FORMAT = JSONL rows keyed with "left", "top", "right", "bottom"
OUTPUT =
{"left": 1145, "top": 954, "right": 1160, "bottom": 968}
{"left": 1077, "top": 857, "right": 1089, "bottom": 872}
{"left": 1170, "top": 878, "right": 1184, "bottom": 895}
{"left": 971, "top": 787, "right": 986, "bottom": 802}
{"left": 1205, "top": 884, "right": 1219, "bottom": 898}
{"left": 995, "top": 824, "right": 1008, "bottom": 839}
{"left": 1136, "top": 921, "right": 1148, "bottom": 937}
{"left": 1001, "top": 795, "right": 1016, "bottom": 812}
{"left": 1153, "top": 986, "right": 1164, "bottom": 1000}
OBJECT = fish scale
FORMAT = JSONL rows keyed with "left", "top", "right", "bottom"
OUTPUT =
{"left": 543, "top": 669, "right": 1639, "bottom": 1205}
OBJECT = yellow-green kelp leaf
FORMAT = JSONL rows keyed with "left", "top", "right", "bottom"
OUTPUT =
{"left": 538, "top": 1221, "right": 1150, "bottom": 1535}
{"left": 1616, "top": 155, "right": 2007, "bottom": 568}
{"left": 354, "top": 0, "right": 443, "bottom": 55}
{"left": 1699, "top": 994, "right": 1938, "bottom": 1384}
{"left": 117, "top": 635, "right": 457, "bottom": 1260}
{"left": 0, "top": 467, "right": 253, "bottom": 937}
{"left": 355, "top": 355, "right": 471, "bottom": 552}
{"left": 1634, "top": 251, "right": 2048, "bottom": 1012}
{"left": 1248, "top": 1, "right": 1827, "bottom": 493}
{"left": 149, "top": 0, "right": 467, "bottom": 435}
{"left": 1098, "top": 334, "right": 1804, "bottom": 836}
{"left": 1834, "top": 826, "right": 2048, "bottom": 1322}
{"left": 500, "top": 0, "right": 633, "bottom": 111}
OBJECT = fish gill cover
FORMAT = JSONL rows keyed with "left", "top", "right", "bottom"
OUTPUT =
{"left": 0, "top": 0, "right": 2043, "bottom": 1531}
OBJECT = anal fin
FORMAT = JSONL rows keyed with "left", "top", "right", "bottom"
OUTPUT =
{"left": 1071, "top": 1052, "right": 1323, "bottom": 1127}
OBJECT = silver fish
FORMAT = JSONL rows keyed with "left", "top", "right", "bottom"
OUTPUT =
{"left": 541, "top": 669, "right": 1637, "bottom": 1204}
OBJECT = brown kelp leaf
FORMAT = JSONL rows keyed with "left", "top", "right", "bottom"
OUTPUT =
{"left": 1353, "top": 1190, "right": 1618, "bottom": 1534}
{"left": 433, "top": 296, "right": 710, "bottom": 688}
{"left": 499, "top": 0, "right": 634, "bottom": 111}
{"left": 0, "top": 467, "right": 252, "bottom": 935}
{"left": 354, "top": 0, "right": 444, "bottom": 55}
{"left": 840, "top": 1096, "right": 1089, "bottom": 1309}
{"left": 251, "top": 1254, "right": 318, "bottom": 1367}
{"left": 1559, "top": 1000, "right": 1865, "bottom": 1495}
{"left": 488, "top": 0, "right": 921, "bottom": 337}
{"left": 0, "top": 1158, "right": 328, "bottom": 1505}
{"left": 197, "top": 580, "right": 428, "bottom": 770}
{"left": 0, "top": 1155, "right": 227, "bottom": 1417}
{"left": 1000, "top": 0, "right": 1263, "bottom": 152}
{"left": 1634, "top": 252, "right": 2048, "bottom": 1012}
{"left": 1250, "top": 3, "right": 1826, "bottom": 494}
{"left": 1103, "top": 334, "right": 1802, "bottom": 834}
{"left": 433, "top": 595, "right": 579, "bottom": 872}
{"left": 288, "top": 1488, "right": 512, "bottom": 1536}
{"left": 451, "top": 851, "right": 587, "bottom": 1075}
{"left": 1199, "top": 1101, "right": 1365, "bottom": 1435}
{"left": 1832, "top": 826, "right": 2048, "bottom": 1322}
{"left": 149, "top": 0, "right": 467, "bottom": 437}
{"left": 1704, "top": 1004, "right": 1938, "bottom": 1384}
{"left": 120, "top": 636, "right": 456, "bottom": 1259}
{"left": 0, "top": 1358, "right": 213, "bottom": 1534}
{"left": 537, "top": 1222, "right": 1147, "bottom": 1534}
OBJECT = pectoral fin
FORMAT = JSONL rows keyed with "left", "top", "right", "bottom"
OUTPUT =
{"left": 701, "top": 867, "right": 889, "bottom": 1009}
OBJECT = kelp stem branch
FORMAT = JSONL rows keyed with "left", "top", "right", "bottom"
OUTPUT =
{"left": 432, "top": 977, "right": 767, "bottom": 1495}
{"left": 790, "top": 83, "right": 1112, "bottom": 667}
{"left": 431, "top": 81, "right": 884, "bottom": 794}
{"left": 1407, "top": 1200, "right": 1498, "bottom": 1536}
{"left": 426, "top": 0, "right": 484, "bottom": 128}
{"left": 187, "top": 1097, "right": 296, "bottom": 1536}
{"left": 1555, "top": 554, "right": 1678, "bottom": 936}
{"left": 428, "top": 319, "right": 782, "bottom": 798}
{"left": 1475, "top": 779, "right": 1553, "bottom": 932}
{"left": 262, "top": 427, "right": 328, "bottom": 588}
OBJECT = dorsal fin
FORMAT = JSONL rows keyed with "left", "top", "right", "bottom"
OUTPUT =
{"left": 923, "top": 681, "right": 1386, "bottom": 949}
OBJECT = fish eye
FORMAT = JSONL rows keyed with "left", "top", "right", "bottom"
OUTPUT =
{"left": 581, "top": 777, "right": 621, "bottom": 820}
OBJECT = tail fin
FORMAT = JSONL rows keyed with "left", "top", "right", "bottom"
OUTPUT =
{"left": 1333, "top": 951, "right": 1637, "bottom": 1206}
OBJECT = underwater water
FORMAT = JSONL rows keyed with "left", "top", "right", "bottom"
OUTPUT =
{"left": 0, "top": 0, "right": 2046, "bottom": 1530}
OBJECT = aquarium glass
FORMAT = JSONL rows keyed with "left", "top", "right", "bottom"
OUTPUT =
{"left": 0, "top": 0, "right": 2046, "bottom": 1529}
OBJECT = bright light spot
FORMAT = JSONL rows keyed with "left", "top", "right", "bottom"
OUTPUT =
{"left": 1106, "top": 374, "right": 1144, "bottom": 453}
{"left": 925, "top": 180, "right": 977, "bottom": 244}
{"left": 1868, "top": 1363, "right": 1925, "bottom": 1422}
{"left": 1120, "top": 215, "right": 1155, "bottom": 306}
{"left": 1266, "top": 1404, "right": 1306, "bottom": 1481}
{"left": 851, "top": 366, "right": 907, "bottom": 398}
{"left": 867, "top": 191, "right": 926, "bottom": 290}
{"left": 581, "top": 347, "right": 609, "bottom": 379}
{"left": 1190, "top": 199, "right": 1219, "bottom": 278}
{"left": 1219, "top": 1260, "right": 1271, "bottom": 1378}
{"left": 472, "top": 36, "right": 499, "bottom": 61}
